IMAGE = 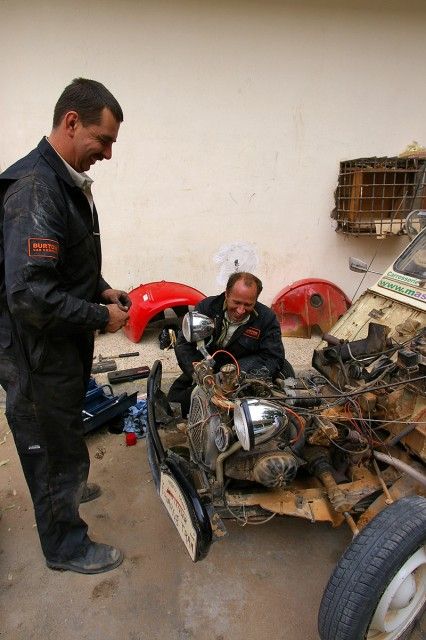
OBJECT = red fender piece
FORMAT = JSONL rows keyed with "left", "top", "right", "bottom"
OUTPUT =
{"left": 123, "top": 281, "right": 206, "bottom": 343}
{"left": 271, "top": 278, "right": 351, "bottom": 338}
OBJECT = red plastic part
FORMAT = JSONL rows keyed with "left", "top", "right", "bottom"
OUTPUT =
{"left": 271, "top": 278, "right": 351, "bottom": 338}
{"left": 123, "top": 280, "right": 206, "bottom": 343}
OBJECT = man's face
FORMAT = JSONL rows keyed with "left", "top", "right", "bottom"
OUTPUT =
{"left": 72, "top": 107, "right": 120, "bottom": 172}
{"left": 225, "top": 280, "right": 258, "bottom": 322}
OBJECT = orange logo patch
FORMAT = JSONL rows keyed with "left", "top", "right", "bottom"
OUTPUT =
{"left": 28, "top": 238, "right": 59, "bottom": 259}
{"left": 243, "top": 327, "right": 260, "bottom": 339}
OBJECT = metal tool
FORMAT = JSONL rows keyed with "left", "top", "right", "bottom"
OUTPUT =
{"left": 108, "top": 366, "right": 150, "bottom": 384}
{"left": 92, "top": 360, "right": 117, "bottom": 374}
{"left": 98, "top": 351, "right": 139, "bottom": 362}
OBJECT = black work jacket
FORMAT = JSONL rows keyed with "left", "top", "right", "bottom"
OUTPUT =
{"left": 175, "top": 292, "right": 285, "bottom": 378}
{"left": 0, "top": 138, "right": 110, "bottom": 336}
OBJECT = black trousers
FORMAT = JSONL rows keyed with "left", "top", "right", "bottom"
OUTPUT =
{"left": 0, "top": 326, "right": 94, "bottom": 562}
{"left": 167, "top": 373, "right": 195, "bottom": 418}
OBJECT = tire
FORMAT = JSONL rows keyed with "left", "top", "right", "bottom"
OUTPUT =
{"left": 318, "top": 495, "right": 426, "bottom": 640}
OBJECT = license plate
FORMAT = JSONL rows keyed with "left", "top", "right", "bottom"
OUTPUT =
{"left": 160, "top": 471, "right": 199, "bottom": 561}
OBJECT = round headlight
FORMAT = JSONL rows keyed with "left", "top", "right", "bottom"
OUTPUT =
{"left": 181, "top": 313, "right": 192, "bottom": 342}
{"left": 233, "top": 398, "right": 286, "bottom": 451}
{"left": 182, "top": 312, "right": 214, "bottom": 343}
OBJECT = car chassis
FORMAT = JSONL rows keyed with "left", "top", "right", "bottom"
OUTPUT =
{"left": 147, "top": 227, "right": 426, "bottom": 640}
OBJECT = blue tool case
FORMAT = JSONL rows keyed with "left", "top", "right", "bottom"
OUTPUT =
{"left": 82, "top": 378, "right": 137, "bottom": 434}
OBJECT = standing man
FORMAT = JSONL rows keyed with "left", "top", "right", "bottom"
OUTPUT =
{"left": 168, "top": 272, "right": 294, "bottom": 416}
{"left": 0, "top": 78, "right": 130, "bottom": 574}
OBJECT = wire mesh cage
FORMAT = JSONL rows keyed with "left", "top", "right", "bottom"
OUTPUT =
{"left": 332, "top": 156, "right": 426, "bottom": 238}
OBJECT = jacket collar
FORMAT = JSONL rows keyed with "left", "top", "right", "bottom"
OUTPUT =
{"left": 37, "top": 137, "right": 77, "bottom": 189}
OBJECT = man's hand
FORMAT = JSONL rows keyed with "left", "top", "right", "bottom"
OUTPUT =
{"left": 104, "top": 304, "right": 129, "bottom": 333}
{"left": 101, "top": 288, "right": 132, "bottom": 311}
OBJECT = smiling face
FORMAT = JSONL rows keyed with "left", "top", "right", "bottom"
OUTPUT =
{"left": 49, "top": 106, "right": 121, "bottom": 174}
{"left": 225, "top": 279, "right": 258, "bottom": 322}
{"left": 71, "top": 107, "right": 120, "bottom": 172}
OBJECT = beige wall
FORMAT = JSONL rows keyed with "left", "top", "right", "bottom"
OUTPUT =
{"left": 1, "top": 0, "right": 426, "bottom": 305}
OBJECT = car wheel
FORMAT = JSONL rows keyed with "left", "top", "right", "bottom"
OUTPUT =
{"left": 318, "top": 495, "right": 426, "bottom": 640}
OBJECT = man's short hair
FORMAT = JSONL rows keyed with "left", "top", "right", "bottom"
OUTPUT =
{"left": 226, "top": 272, "right": 263, "bottom": 297}
{"left": 52, "top": 78, "right": 123, "bottom": 128}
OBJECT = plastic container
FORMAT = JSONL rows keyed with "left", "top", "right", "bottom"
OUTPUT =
{"left": 125, "top": 432, "right": 137, "bottom": 446}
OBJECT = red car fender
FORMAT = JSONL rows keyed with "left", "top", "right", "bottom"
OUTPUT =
{"left": 271, "top": 278, "right": 351, "bottom": 338}
{"left": 123, "top": 281, "right": 206, "bottom": 343}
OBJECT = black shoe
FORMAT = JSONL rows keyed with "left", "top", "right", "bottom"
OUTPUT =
{"left": 80, "top": 482, "right": 101, "bottom": 504}
{"left": 46, "top": 542, "right": 123, "bottom": 574}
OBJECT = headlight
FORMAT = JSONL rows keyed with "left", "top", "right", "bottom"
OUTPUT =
{"left": 182, "top": 312, "right": 214, "bottom": 343}
{"left": 233, "top": 398, "right": 287, "bottom": 451}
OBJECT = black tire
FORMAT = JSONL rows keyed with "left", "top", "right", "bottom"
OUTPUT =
{"left": 318, "top": 495, "right": 426, "bottom": 640}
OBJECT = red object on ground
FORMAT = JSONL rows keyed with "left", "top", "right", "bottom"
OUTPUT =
{"left": 123, "top": 280, "right": 206, "bottom": 343}
{"left": 271, "top": 278, "right": 351, "bottom": 338}
{"left": 125, "top": 432, "right": 137, "bottom": 446}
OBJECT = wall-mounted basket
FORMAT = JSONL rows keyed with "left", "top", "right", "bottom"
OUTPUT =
{"left": 332, "top": 156, "right": 426, "bottom": 238}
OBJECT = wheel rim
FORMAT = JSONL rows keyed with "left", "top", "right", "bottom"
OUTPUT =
{"left": 367, "top": 545, "right": 426, "bottom": 639}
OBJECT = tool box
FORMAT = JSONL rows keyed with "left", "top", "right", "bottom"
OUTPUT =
{"left": 82, "top": 378, "right": 137, "bottom": 434}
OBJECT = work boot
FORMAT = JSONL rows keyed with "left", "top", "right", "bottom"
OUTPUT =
{"left": 46, "top": 542, "right": 123, "bottom": 574}
{"left": 80, "top": 482, "right": 101, "bottom": 503}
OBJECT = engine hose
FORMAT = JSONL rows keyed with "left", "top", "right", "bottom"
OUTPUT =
{"left": 284, "top": 406, "right": 305, "bottom": 445}
{"left": 373, "top": 450, "right": 426, "bottom": 488}
{"left": 216, "top": 441, "right": 242, "bottom": 487}
{"left": 288, "top": 415, "right": 306, "bottom": 454}
{"left": 365, "top": 363, "right": 397, "bottom": 385}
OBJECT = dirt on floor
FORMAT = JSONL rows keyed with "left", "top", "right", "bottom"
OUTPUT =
{"left": 0, "top": 329, "right": 424, "bottom": 640}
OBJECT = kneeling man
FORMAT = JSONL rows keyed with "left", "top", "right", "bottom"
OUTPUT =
{"left": 168, "top": 272, "right": 292, "bottom": 416}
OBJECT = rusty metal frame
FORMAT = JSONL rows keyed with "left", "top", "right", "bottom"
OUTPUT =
{"left": 332, "top": 156, "right": 426, "bottom": 238}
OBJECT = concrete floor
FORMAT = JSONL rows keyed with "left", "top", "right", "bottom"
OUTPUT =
{"left": 0, "top": 327, "right": 424, "bottom": 639}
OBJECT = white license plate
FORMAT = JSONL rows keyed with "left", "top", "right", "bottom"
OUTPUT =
{"left": 160, "top": 471, "right": 199, "bottom": 561}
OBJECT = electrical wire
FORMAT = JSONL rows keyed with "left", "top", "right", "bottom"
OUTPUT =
{"left": 344, "top": 397, "right": 382, "bottom": 447}
{"left": 222, "top": 490, "right": 277, "bottom": 526}
{"left": 308, "top": 416, "right": 426, "bottom": 426}
{"left": 300, "top": 372, "right": 426, "bottom": 399}
{"left": 350, "top": 247, "right": 378, "bottom": 303}
{"left": 323, "top": 328, "right": 424, "bottom": 364}
{"left": 234, "top": 379, "right": 274, "bottom": 397}
{"left": 211, "top": 349, "right": 240, "bottom": 375}
{"left": 186, "top": 413, "right": 220, "bottom": 433}
{"left": 270, "top": 374, "right": 425, "bottom": 411}
{"left": 316, "top": 423, "right": 371, "bottom": 455}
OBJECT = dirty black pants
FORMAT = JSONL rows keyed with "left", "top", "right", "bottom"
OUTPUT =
{"left": 167, "top": 372, "right": 195, "bottom": 418}
{"left": 0, "top": 328, "right": 93, "bottom": 563}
